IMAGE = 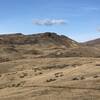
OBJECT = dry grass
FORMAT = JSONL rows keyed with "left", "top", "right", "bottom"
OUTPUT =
{"left": 0, "top": 33, "right": 100, "bottom": 100}
{"left": 0, "top": 57, "right": 99, "bottom": 100}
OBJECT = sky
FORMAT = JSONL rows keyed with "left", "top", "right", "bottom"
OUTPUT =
{"left": 0, "top": 0, "right": 100, "bottom": 42}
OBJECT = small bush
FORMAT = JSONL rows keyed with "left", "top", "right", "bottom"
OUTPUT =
{"left": 35, "top": 72, "right": 43, "bottom": 76}
{"left": 72, "top": 76, "right": 85, "bottom": 81}
{"left": 72, "top": 77, "right": 79, "bottom": 80}
{"left": 19, "top": 72, "right": 27, "bottom": 78}
{"left": 46, "top": 78, "right": 56, "bottom": 82}
{"left": 54, "top": 72, "right": 64, "bottom": 77}
{"left": 93, "top": 75, "right": 99, "bottom": 78}
{"left": 96, "top": 64, "right": 100, "bottom": 66}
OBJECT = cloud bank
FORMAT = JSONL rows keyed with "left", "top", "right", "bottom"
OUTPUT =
{"left": 32, "top": 19, "right": 67, "bottom": 26}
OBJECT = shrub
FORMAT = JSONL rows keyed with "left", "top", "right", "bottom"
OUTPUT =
{"left": 46, "top": 78, "right": 56, "bottom": 82}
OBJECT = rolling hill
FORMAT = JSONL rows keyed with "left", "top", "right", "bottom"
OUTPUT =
{"left": 0, "top": 32, "right": 100, "bottom": 63}
{"left": 83, "top": 38, "right": 100, "bottom": 47}
{"left": 0, "top": 32, "right": 100, "bottom": 100}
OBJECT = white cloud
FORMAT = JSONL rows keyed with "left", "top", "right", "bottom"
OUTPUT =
{"left": 32, "top": 19, "right": 67, "bottom": 26}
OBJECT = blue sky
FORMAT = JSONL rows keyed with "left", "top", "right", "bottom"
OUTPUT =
{"left": 0, "top": 0, "right": 100, "bottom": 42}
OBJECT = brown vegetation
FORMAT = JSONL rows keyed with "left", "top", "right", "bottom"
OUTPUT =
{"left": 0, "top": 32, "right": 100, "bottom": 100}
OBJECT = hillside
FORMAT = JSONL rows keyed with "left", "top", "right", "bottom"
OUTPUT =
{"left": 0, "top": 32, "right": 79, "bottom": 62}
{"left": 83, "top": 38, "right": 100, "bottom": 47}
{"left": 0, "top": 32, "right": 100, "bottom": 63}
{"left": 0, "top": 32, "right": 79, "bottom": 48}
{"left": 0, "top": 32, "right": 100, "bottom": 100}
{"left": 0, "top": 57, "right": 100, "bottom": 100}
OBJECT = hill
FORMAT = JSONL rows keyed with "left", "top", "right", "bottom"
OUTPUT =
{"left": 0, "top": 32, "right": 100, "bottom": 100}
{"left": 0, "top": 32, "right": 79, "bottom": 62}
{"left": 83, "top": 38, "right": 100, "bottom": 47}
{"left": 0, "top": 32, "right": 100, "bottom": 63}
{"left": 0, "top": 32, "right": 79, "bottom": 48}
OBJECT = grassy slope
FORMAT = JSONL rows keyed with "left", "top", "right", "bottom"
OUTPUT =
{"left": 0, "top": 58, "right": 100, "bottom": 100}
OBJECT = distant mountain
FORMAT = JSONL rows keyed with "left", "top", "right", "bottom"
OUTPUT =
{"left": 83, "top": 38, "right": 100, "bottom": 47}
{"left": 0, "top": 32, "right": 79, "bottom": 48}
